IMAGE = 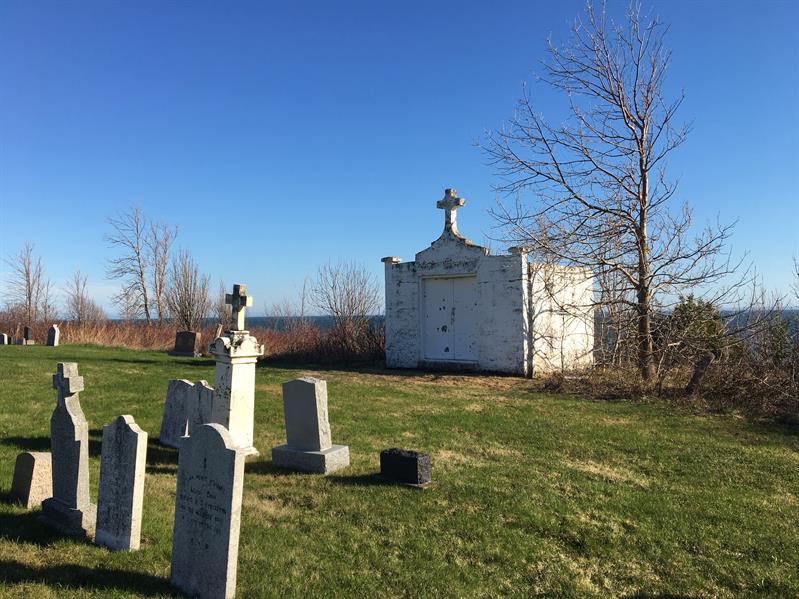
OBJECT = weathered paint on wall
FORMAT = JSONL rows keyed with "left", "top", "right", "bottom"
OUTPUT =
{"left": 383, "top": 189, "right": 594, "bottom": 376}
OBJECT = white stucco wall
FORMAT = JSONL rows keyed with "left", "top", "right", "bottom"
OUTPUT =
{"left": 529, "top": 265, "right": 595, "bottom": 374}
{"left": 383, "top": 189, "right": 594, "bottom": 376}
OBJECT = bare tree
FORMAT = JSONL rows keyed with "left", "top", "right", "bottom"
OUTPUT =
{"left": 64, "top": 270, "right": 106, "bottom": 323}
{"left": 166, "top": 250, "right": 210, "bottom": 331}
{"left": 266, "top": 277, "right": 311, "bottom": 332}
{"left": 483, "top": 2, "right": 737, "bottom": 382}
{"left": 212, "top": 280, "right": 232, "bottom": 330}
{"left": 105, "top": 206, "right": 177, "bottom": 323}
{"left": 146, "top": 220, "right": 178, "bottom": 324}
{"left": 3, "top": 241, "right": 54, "bottom": 324}
{"left": 106, "top": 206, "right": 152, "bottom": 322}
{"left": 313, "top": 261, "right": 380, "bottom": 327}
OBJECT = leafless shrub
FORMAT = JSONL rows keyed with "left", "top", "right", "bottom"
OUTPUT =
{"left": 64, "top": 270, "right": 106, "bottom": 324}
{"left": 3, "top": 241, "right": 55, "bottom": 324}
{"left": 266, "top": 277, "right": 311, "bottom": 332}
{"left": 212, "top": 280, "right": 232, "bottom": 329}
{"left": 312, "top": 260, "right": 381, "bottom": 356}
{"left": 166, "top": 250, "right": 210, "bottom": 331}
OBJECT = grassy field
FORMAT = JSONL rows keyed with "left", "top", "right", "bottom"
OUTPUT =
{"left": 0, "top": 344, "right": 797, "bottom": 598}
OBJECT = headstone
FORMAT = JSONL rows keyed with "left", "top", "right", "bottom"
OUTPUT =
{"left": 159, "top": 379, "right": 214, "bottom": 448}
{"left": 208, "top": 283, "right": 263, "bottom": 456}
{"left": 96, "top": 415, "right": 148, "bottom": 551}
{"left": 0, "top": 333, "right": 8, "bottom": 345}
{"left": 46, "top": 324, "right": 60, "bottom": 347}
{"left": 171, "top": 424, "right": 245, "bottom": 599}
{"left": 10, "top": 452, "right": 52, "bottom": 508}
{"left": 271, "top": 378, "right": 349, "bottom": 474}
{"left": 379, "top": 448, "right": 432, "bottom": 486}
{"left": 170, "top": 331, "right": 201, "bottom": 357}
{"left": 23, "top": 325, "right": 34, "bottom": 345}
{"left": 40, "top": 363, "right": 96, "bottom": 538}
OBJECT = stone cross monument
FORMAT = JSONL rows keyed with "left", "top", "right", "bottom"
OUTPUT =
{"left": 226, "top": 283, "right": 253, "bottom": 331}
{"left": 40, "top": 363, "right": 97, "bottom": 539}
{"left": 436, "top": 188, "right": 466, "bottom": 237}
{"left": 208, "top": 283, "right": 263, "bottom": 456}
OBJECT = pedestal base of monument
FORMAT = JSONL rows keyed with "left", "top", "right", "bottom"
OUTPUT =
{"left": 240, "top": 445, "right": 260, "bottom": 459}
{"left": 271, "top": 444, "right": 349, "bottom": 474}
{"left": 39, "top": 497, "right": 97, "bottom": 539}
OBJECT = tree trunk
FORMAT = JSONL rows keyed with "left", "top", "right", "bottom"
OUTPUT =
{"left": 637, "top": 291, "right": 656, "bottom": 381}
{"left": 685, "top": 352, "right": 713, "bottom": 396}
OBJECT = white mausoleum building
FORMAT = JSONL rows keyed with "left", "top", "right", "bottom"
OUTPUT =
{"left": 382, "top": 189, "right": 594, "bottom": 376}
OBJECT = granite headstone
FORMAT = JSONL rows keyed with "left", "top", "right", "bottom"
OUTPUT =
{"left": 96, "top": 415, "right": 148, "bottom": 551}
{"left": 40, "top": 363, "right": 96, "bottom": 538}
{"left": 170, "top": 423, "right": 245, "bottom": 599}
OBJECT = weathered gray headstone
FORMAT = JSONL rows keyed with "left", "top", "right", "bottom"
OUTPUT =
{"left": 0, "top": 333, "right": 8, "bottom": 345}
{"left": 186, "top": 381, "right": 214, "bottom": 436}
{"left": 170, "top": 331, "right": 201, "bottom": 357}
{"left": 159, "top": 379, "right": 214, "bottom": 448}
{"left": 46, "top": 324, "right": 60, "bottom": 346}
{"left": 171, "top": 424, "right": 245, "bottom": 599}
{"left": 40, "top": 363, "right": 96, "bottom": 538}
{"left": 10, "top": 452, "right": 52, "bottom": 508}
{"left": 96, "top": 415, "right": 148, "bottom": 551}
{"left": 271, "top": 377, "right": 349, "bottom": 474}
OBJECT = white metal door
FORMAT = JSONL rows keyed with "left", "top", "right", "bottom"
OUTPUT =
{"left": 423, "top": 278, "right": 454, "bottom": 360}
{"left": 452, "top": 277, "right": 478, "bottom": 361}
{"left": 423, "top": 276, "right": 478, "bottom": 361}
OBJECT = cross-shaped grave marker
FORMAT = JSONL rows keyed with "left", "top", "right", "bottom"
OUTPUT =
{"left": 225, "top": 283, "right": 253, "bottom": 331}
{"left": 52, "top": 362, "right": 84, "bottom": 403}
{"left": 436, "top": 188, "right": 466, "bottom": 234}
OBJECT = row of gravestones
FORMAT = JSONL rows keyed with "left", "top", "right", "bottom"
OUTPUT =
{"left": 7, "top": 284, "right": 432, "bottom": 598}
{"left": 0, "top": 324, "right": 60, "bottom": 346}
{"left": 11, "top": 363, "right": 146, "bottom": 549}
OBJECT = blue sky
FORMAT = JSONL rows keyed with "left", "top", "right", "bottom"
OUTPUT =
{"left": 1, "top": 0, "right": 797, "bottom": 315}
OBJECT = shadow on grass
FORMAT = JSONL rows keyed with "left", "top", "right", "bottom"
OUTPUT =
{"left": 244, "top": 460, "right": 300, "bottom": 476}
{"left": 0, "top": 559, "right": 175, "bottom": 596}
{"left": 0, "top": 435, "right": 50, "bottom": 452}
{"left": 328, "top": 473, "right": 394, "bottom": 487}
{"left": 145, "top": 440, "right": 179, "bottom": 474}
{"left": 0, "top": 510, "right": 63, "bottom": 547}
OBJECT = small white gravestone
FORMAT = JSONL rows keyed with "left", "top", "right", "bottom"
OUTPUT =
{"left": 46, "top": 324, "right": 60, "bottom": 347}
{"left": 40, "top": 363, "right": 96, "bottom": 538}
{"left": 170, "top": 423, "right": 245, "bottom": 599}
{"left": 10, "top": 451, "right": 52, "bottom": 509}
{"left": 159, "top": 379, "right": 214, "bottom": 448}
{"left": 208, "top": 284, "right": 263, "bottom": 456}
{"left": 271, "top": 377, "right": 350, "bottom": 474}
{"left": 96, "top": 415, "right": 148, "bottom": 551}
{"left": 0, "top": 333, "right": 8, "bottom": 345}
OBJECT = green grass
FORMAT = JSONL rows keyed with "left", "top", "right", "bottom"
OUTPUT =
{"left": 0, "top": 344, "right": 797, "bottom": 598}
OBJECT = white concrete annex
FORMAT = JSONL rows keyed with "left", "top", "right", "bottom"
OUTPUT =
{"left": 382, "top": 189, "right": 595, "bottom": 376}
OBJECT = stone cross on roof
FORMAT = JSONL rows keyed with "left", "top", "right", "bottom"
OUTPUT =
{"left": 436, "top": 188, "right": 466, "bottom": 236}
{"left": 225, "top": 283, "right": 253, "bottom": 331}
{"left": 52, "top": 362, "right": 84, "bottom": 402}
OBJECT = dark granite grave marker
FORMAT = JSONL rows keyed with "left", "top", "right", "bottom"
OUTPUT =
{"left": 170, "top": 331, "right": 201, "bottom": 357}
{"left": 379, "top": 448, "right": 432, "bottom": 486}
